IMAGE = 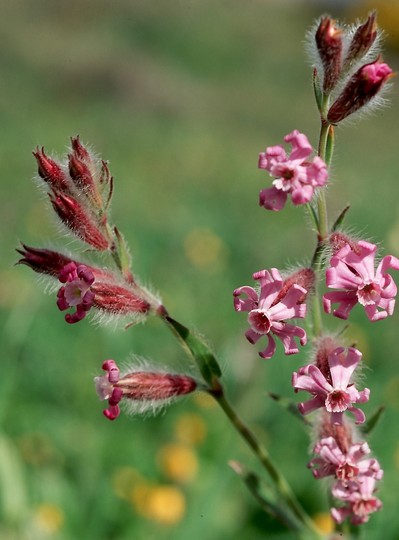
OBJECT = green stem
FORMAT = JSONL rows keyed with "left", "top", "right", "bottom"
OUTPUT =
{"left": 213, "top": 390, "right": 323, "bottom": 538}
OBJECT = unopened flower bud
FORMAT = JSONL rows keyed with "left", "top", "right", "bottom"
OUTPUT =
{"left": 33, "top": 147, "right": 69, "bottom": 191}
{"left": 343, "top": 12, "right": 378, "bottom": 71}
{"left": 16, "top": 244, "right": 76, "bottom": 277}
{"left": 94, "top": 359, "right": 199, "bottom": 420}
{"left": 68, "top": 136, "right": 102, "bottom": 205}
{"left": 315, "top": 17, "right": 343, "bottom": 93}
{"left": 275, "top": 268, "right": 315, "bottom": 305}
{"left": 328, "top": 232, "right": 360, "bottom": 255}
{"left": 49, "top": 191, "right": 111, "bottom": 250}
{"left": 70, "top": 135, "right": 91, "bottom": 161}
{"left": 16, "top": 244, "right": 114, "bottom": 281}
{"left": 91, "top": 282, "right": 152, "bottom": 316}
{"left": 314, "top": 335, "right": 340, "bottom": 382}
{"left": 327, "top": 58, "right": 393, "bottom": 124}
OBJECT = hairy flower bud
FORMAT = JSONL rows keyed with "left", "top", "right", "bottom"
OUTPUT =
{"left": 275, "top": 268, "right": 315, "bottom": 305}
{"left": 49, "top": 191, "right": 111, "bottom": 250}
{"left": 16, "top": 244, "right": 76, "bottom": 276}
{"left": 95, "top": 359, "right": 198, "bottom": 420}
{"left": 343, "top": 12, "right": 378, "bottom": 71}
{"left": 33, "top": 147, "right": 69, "bottom": 191}
{"left": 327, "top": 58, "right": 393, "bottom": 124}
{"left": 315, "top": 17, "right": 343, "bottom": 93}
{"left": 328, "top": 232, "right": 360, "bottom": 256}
{"left": 91, "top": 282, "right": 152, "bottom": 316}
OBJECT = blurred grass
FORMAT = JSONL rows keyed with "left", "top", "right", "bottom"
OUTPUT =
{"left": 1, "top": 0, "right": 399, "bottom": 538}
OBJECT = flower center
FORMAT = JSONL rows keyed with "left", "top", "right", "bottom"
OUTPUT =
{"left": 357, "top": 281, "right": 381, "bottom": 306}
{"left": 325, "top": 389, "right": 351, "bottom": 413}
{"left": 336, "top": 462, "right": 358, "bottom": 482}
{"left": 248, "top": 309, "right": 272, "bottom": 334}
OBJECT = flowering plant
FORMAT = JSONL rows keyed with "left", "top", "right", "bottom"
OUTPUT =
{"left": 17, "top": 11, "right": 396, "bottom": 539}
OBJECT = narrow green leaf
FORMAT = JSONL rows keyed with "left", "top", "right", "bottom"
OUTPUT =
{"left": 163, "top": 314, "right": 222, "bottom": 386}
{"left": 312, "top": 68, "right": 323, "bottom": 114}
{"left": 306, "top": 202, "right": 319, "bottom": 232}
{"left": 360, "top": 405, "right": 385, "bottom": 435}
{"left": 111, "top": 226, "right": 134, "bottom": 283}
{"left": 229, "top": 461, "right": 302, "bottom": 532}
{"left": 267, "top": 392, "right": 311, "bottom": 426}
{"left": 332, "top": 205, "right": 350, "bottom": 232}
{"left": 325, "top": 124, "right": 335, "bottom": 167}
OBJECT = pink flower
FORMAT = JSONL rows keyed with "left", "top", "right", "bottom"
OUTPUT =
{"left": 328, "top": 58, "right": 393, "bottom": 124}
{"left": 331, "top": 476, "right": 383, "bottom": 525}
{"left": 309, "top": 436, "right": 383, "bottom": 483}
{"left": 258, "top": 130, "right": 328, "bottom": 211}
{"left": 292, "top": 347, "right": 369, "bottom": 424}
{"left": 233, "top": 268, "right": 307, "bottom": 359}
{"left": 94, "top": 359, "right": 198, "bottom": 420}
{"left": 57, "top": 262, "right": 95, "bottom": 324}
{"left": 323, "top": 240, "right": 399, "bottom": 321}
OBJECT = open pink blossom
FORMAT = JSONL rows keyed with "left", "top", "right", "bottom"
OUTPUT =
{"left": 309, "top": 436, "right": 383, "bottom": 483}
{"left": 57, "top": 262, "right": 95, "bottom": 323}
{"left": 233, "top": 268, "right": 307, "bottom": 359}
{"left": 258, "top": 130, "right": 328, "bottom": 211}
{"left": 292, "top": 347, "right": 369, "bottom": 424}
{"left": 331, "top": 476, "right": 382, "bottom": 525}
{"left": 323, "top": 240, "right": 399, "bottom": 321}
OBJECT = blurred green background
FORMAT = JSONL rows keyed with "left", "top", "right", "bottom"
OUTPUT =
{"left": 1, "top": 1, "right": 399, "bottom": 539}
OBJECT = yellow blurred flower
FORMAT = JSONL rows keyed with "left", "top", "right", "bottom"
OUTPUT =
{"left": 184, "top": 228, "right": 227, "bottom": 272}
{"left": 131, "top": 483, "right": 186, "bottom": 525}
{"left": 34, "top": 504, "right": 64, "bottom": 534}
{"left": 193, "top": 391, "right": 217, "bottom": 410}
{"left": 174, "top": 413, "right": 207, "bottom": 445}
{"left": 384, "top": 377, "right": 399, "bottom": 409}
{"left": 157, "top": 443, "right": 198, "bottom": 483}
{"left": 112, "top": 466, "right": 142, "bottom": 500}
{"left": 312, "top": 512, "right": 334, "bottom": 534}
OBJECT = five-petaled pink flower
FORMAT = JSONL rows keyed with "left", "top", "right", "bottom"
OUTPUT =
{"left": 233, "top": 268, "right": 307, "bottom": 359}
{"left": 57, "top": 262, "right": 95, "bottom": 323}
{"left": 309, "top": 436, "right": 383, "bottom": 483}
{"left": 258, "top": 130, "right": 328, "bottom": 211}
{"left": 331, "top": 476, "right": 382, "bottom": 525}
{"left": 292, "top": 347, "right": 369, "bottom": 424}
{"left": 323, "top": 240, "right": 399, "bottom": 321}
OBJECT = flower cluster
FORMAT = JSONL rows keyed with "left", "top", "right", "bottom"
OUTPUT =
{"left": 232, "top": 12, "right": 396, "bottom": 528}
{"left": 308, "top": 418, "right": 383, "bottom": 525}
{"left": 311, "top": 12, "right": 393, "bottom": 124}
{"left": 17, "top": 139, "right": 160, "bottom": 326}
{"left": 16, "top": 10, "right": 397, "bottom": 536}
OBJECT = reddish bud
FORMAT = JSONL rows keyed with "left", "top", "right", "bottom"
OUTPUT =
{"left": 315, "top": 17, "right": 343, "bottom": 93}
{"left": 344, "top": 12, "right": 378, "bottom": 70}
{"left": 95, "top": 359, "right": 198, "bottom": 420}
{"left": 91, "top": 282, "right": 151, "bottom": 315}
{"left": 16, "top": 244, "right": 76, "bottom": 276}
{"left": 70, "top": 135, "right": 91, "bottom": 161}
{"left": 314, "top": 336, "right": 340, "bottom": 383}
{"left": 49, "top": 192, "right": 110, "bottom": 250}
{"left": 317, "top": 410, "right": 353, "bottom": 454}
{"left": 328, "top": 58, "right": 393, "bottom": 124}
{"left": 16, "top": 244, "right": 115, "bottom": 283}
{"left": 329, "top": 232, "right": 361, "bottom": 256}
{"left": 33, "top": 147, "right": 69, "bottom": 190}
{"left": 68, "top": 153, "right": 96, "bottom": 193}
{"left": 274, "top": 268, "right": 315, "bottom": 305}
